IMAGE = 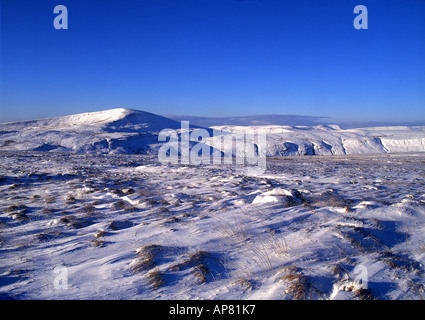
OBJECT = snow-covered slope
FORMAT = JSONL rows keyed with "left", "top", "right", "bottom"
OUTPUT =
{"left": 1, "top": 108, "right": 424, "bottom": 156}
{"left": 0, "top": 108, "right": 187, "bottom": 154}
{"left": 211, "top": 124, "right": 425, "bottom": 156}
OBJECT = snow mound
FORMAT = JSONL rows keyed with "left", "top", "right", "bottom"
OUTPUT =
{"left": 252, "top": 188, "right": 294, "bottom": 204}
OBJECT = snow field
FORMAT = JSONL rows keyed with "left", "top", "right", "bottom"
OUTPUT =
{"left": 1, "top": 152, "right": 425, "bottom": 300}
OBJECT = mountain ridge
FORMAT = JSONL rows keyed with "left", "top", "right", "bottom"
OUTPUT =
{"left": 1, "top": 108, "right": 425, "bottom": 156}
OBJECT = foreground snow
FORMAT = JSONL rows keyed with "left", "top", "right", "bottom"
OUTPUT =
{"left": 1, "top": 152, "right": 425, "bottom": 300}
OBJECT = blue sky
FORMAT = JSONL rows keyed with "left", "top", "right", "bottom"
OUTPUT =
{"left": 1, "top": 0, "right": 425, "bottom": 123}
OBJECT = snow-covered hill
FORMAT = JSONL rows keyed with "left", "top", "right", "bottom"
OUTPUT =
{"left": 0, "top": 108, "right": 187, "bottom": 154}
{"left": 210, "top": 124, "right": 425, "bottom": 156}
{"left": 1, "top": 108, "right": 424, "bottom": 156}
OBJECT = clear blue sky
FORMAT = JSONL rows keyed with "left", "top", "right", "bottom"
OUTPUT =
{"left": 1, "top": 0, "right": 424, "bottom": 123}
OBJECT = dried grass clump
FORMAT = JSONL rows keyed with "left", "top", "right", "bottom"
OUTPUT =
{"left": 35, "top": 231, "right": 62, "bottom": 242}
{"left": 354, "top": 288, "right": 375, "bottom": 300}
{"left": 4, "top": 204, "right": 28, "bottom": 213}
{"left": 90, "top": 238, "right": 105, "bottom": 248}
{"left": 81, "top": 204, "right": 96, "bottom": 215}
{"left": 65, "top": 195, "right": 77, "bottom": 204}
{"left": 112, "top": 200, "right": 127, "bottom": 210}
{"left": 168, "top": 250, "right": 211, "bottom": 283}
{"left": 5, "top": 205, "right": 30, "bottom": 221}
{"left": 280, "top": 266, "right": 310, "bottom": 300}
{"left": 146, "top": 267, "right": 164, "bottom": 289}
{"left": 169, "top": 250, "right": 209, "bottom": 271}
{"left": 59, "top": 215, "right": 90, "bottom": 229}
{"left": 107, "top": 220, "right": 134, "bottom": 231}
{"left": 233, "top": 278, "right": 254, "bottom": 291}
{"left": 130, "top": 244, "right": 163, "bottom": 273}
{"left": 192, "top": 264, "right": 209, "bottom": 284}
{"left": 267, "top": 234, "right": 288, "bottom": 256}
{"left": 379, "top": 251, "right": 422, "bottom": 273}
{"left": 312, "top": 190, "right": 353, "bottom": 209}
{"left": 94, "top": 230, "right": 107, "bottom": 238}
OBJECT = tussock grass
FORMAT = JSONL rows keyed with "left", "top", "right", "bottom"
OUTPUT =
{"left": 112, "top": 200, "right": 127, "bottom": 210}
{"left": 167, "top": 250, "right": 214, "bottom": 283}
{"left": 379, "top": 250, "right": 422, "bottom": 273}
{"left": 81, "top": 204, "right": 96, "bottom": 215}
{"left": 4, "top": 204, "right": 28, "bottom": 214}
{"left": 267, "top": 234, "right": 288, "bottom": 256}
{"left": 65, "top": 195, "right": 77, "bottom": 204}
{"left": 233, "top": 278, "right": 254, "bottom": 291}
{"left": 90, "top": 238, "right": 105, "bottom": 248}
{"left": 107, "top": 220, "right": 134, "bottom": 231}
{"left": 130, "top": 244, "right": 163, "bottom": 273}
{"left": 41, "top": 208, "right": 56, "bottom": 215}
{"left": 35, "top": 231, "right": 62, "bottom": 242}
{"left": 192, "top": 264, "right": 209, "bottom": 284}
{"left": 311, "top": 190, "right": 353, "bottom": 209}
{"left": 280, "top": 266, "right": 310, "bottom": 300}
{"left": 7, "top": 208, "right": 30, "bottom": 221}
{"left": 94, "top": 230, "right": 107, "bottom": 238}
{"left": 147, "top": 267, "right": 164, "bottom": 289}
{"left": 163, "top": 216, "right": 180, "bottom": 224}
{"left": 251, "top": 246, "right": 273, "bottom": 276}
{"left": 169, "top": 250, "right": 209, "bottom": 271}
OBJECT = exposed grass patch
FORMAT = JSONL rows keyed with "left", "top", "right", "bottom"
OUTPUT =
{"left": 280, "top": 266, "right": 310, "bottom": 300}
{"left": 146, "top": 267, "right": 164, "bottom": 290}
{"left": 130, "top": 244, "right": 164, "bottom": 273}
{"left": 35, "top": 231, "right": 62, "bottom": 242}
{"left": 168, "top": 250, "right": 209, "bottom": 271}
{"left": 90, "top": 238, "right": 105, "bottom": 248}
{"left": 112, "top": 200, "right": 127, "bottom": 210}
{"left": 65, "top": 195, "right": 77, "bottom": 204}
{"left": 233, "top": 278, "right": 254, "bottom": 291}
{"left": 4, "top": 204, "right": 28, "bottom": 214}
{"left": 94, "top": 230, "right": 107, "bottom": 238}
{"left": 107, "top": 220, "right": 134, "bottom": 231}
{"left": 192, "top": 264, "right": 209, "bottom": 284}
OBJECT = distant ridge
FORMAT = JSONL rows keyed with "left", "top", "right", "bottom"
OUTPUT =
{"left": 165, "top": 114, "right": 425, "bottom": 129}
{"left": 165, "top": 114, "right": 328, "bottom": 128}
{"left": 1, "top": 108, "right": 424, "bottom": 156}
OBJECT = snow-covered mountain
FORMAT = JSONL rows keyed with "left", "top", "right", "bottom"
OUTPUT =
{"left": 0, "top": 108, "right": 189, "bottom": 154}
{"left": 1, "top": 108, "right": 424, "bottom": 155}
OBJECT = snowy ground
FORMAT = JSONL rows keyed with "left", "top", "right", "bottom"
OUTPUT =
{"left": 1, "top": 151, "right": 425, "bottom": 300}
